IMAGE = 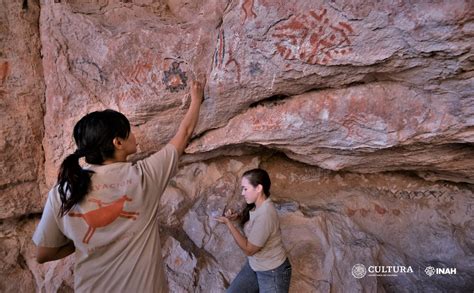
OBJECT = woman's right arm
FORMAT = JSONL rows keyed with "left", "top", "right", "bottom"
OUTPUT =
{"left": 37, "top": 242, "right": 75, "bottom": 264}
{"left": 33, "top": 191, "right": 75, "bottom": 264}
{"left": 216, "top": 214, "right": 262, "bottom": 256}
{"left": 225, "top": 220, "right": 262, "bottom": 256}
{"left": 169, "top": 80, "right": 204, "bottom": 155}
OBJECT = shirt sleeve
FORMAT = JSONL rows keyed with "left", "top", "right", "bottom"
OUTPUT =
{"left": 247, "top": 211, "right": 275, "bottom": 248}
{"left": 32, "top": 191, "right": 70, "bottom": 247}
{"left": 136, "top": 144, "right": 179, "bottom": 194}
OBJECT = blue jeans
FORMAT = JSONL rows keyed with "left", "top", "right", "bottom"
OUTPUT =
{"left": 227, "top": 258, "right": 292, "bottom": 293}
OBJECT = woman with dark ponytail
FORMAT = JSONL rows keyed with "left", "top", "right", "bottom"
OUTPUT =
{"left": 33, "top": 80, "right": 204, "bottom": 293}
{"left": 216, "top": 168, "right": 292, "bottom": 293}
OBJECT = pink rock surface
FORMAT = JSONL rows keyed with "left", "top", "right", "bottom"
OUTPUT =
{"left": 37, "top": 0, "right": 473, "bottom": 187}
{"left": 0, "top": 0, "right": 45, "bottom": 219}
{"left": 0, "top": 0, "right": 473, "bottom": 292}
{"left": 188, "top": 82, "right": 474, "bottom": 181}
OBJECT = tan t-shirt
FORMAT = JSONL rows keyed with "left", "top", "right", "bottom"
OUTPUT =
{"left": 245, "top": 198, "right": 287, "bottom": 271}
{"left": 33, "top": 144, "right": 178, "bottom": 293}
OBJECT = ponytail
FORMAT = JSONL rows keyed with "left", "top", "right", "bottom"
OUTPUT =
{"left": 57, "top": 150, "right": 93, "bottom": 217}
{"left": 240, "top": 203, "right": 255, "bottom": 227}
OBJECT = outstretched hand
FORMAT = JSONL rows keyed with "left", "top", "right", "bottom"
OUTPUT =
{"left": 215, "top": 209, "right": 239, "bottom": 224}
{"left": 224, "top": 209, "right": 239, "bottom": 221}
{"left": 190, "top": 79, "right": 205, "bottom": 104}
{"left": 214, "top": 216, "right": 229, "bottom": 224}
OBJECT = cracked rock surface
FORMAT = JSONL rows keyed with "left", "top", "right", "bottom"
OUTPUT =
{"left": 1, "top": 0, "right": 473, "bottom": 291}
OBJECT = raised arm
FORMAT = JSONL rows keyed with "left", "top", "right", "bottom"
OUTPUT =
{"left": 169, "top": 80, "right": 204, "bottom": 156}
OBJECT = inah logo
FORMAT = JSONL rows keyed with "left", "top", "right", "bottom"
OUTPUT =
{"left": 425, "top": 266, "right": 435, "bottom": 277}
{"left": 352, "top": 264, "right": 367, "bottom": 279}
{"left": 425, "top": 266, "right": 457, "bottom": 276}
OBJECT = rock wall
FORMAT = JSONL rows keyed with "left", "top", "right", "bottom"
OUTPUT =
{"left": 0, "top": 0, "right": 473, "bottom": 292}
{"left": 0, "top": 0, "right": 46, "bottom": 291}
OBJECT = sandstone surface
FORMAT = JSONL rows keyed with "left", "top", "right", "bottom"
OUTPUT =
{"left": 0, "top": 0, "right": 473, "bottom": 292}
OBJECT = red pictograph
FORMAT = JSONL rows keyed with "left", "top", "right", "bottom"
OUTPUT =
{"left": 0, "top": 61, "right": 8, "bottom": 85}
{"left": 212, "top": 28, "right": 242, "bottom": 83}
{"left": 69, "top": 195, "right": 139, "bottom": 244}
{"left": 272, "top": 9, "right": 354, "bottom": 65}
{"left": 241, "top": 0, "right": 257, "bottom": 24}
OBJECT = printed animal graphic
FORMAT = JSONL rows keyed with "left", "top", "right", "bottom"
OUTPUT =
{"left": 69, "top": 195, "right": 139, "bottom": 244}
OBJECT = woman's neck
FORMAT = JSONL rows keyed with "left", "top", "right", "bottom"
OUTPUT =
{"left": 255, "top": 194, "right": 267, "bottom": 208}
{"left": 102, "top": 151, "right": 128, "bottom": 165}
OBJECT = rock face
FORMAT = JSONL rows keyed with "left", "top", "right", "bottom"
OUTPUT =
{"left": 0, "top": 0, "right": 45, "bottom": 219}
{"left": 188, "top": 82, "right": 474, "bottom": 181}
{"left": 0, "top": 0, "right": 47, "bottom": 290}
{"left": 0, "top": 0, "right": 473, "bottom": 292}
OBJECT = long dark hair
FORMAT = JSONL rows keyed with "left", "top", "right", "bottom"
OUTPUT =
{"left": 240, "top": 168, "right": 271, "bottom": 226}
{"left": 57, "top": 109, "right": 131, "bottom": 216}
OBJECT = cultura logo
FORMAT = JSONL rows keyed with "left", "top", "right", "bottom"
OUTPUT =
{"left": 352, "top": 264, "right": 367, "bottom": 279}
{"left": 352, "top": 264, "right": 414, "bottom": 278}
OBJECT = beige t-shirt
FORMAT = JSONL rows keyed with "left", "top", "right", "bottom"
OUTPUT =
{"left": 245, "top": 198, "right": 287, "bottom": 271}
{"left": 33, "top": 144, "right": 178, "bottom": 293}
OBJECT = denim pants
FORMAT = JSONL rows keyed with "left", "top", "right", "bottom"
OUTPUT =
{"left": 227, "top": 258, "right": 292, "bottom": 293}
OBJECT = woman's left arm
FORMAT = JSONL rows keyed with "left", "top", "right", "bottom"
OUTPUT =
{"left": 36, "top": 242, "right": 75, "bottom": 264}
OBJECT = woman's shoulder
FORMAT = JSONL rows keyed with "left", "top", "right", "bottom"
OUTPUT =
{"left": 263, "top": 198, "right": 277, "bottom": 211}
{"left": 257, "top": 199, "right": 278, "bottom": 218}
{"left": 135, "top": 144, "right": 178, "bottom": 169}
{"left": 45, "top": 185, "right": 63, "bottom": 209}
